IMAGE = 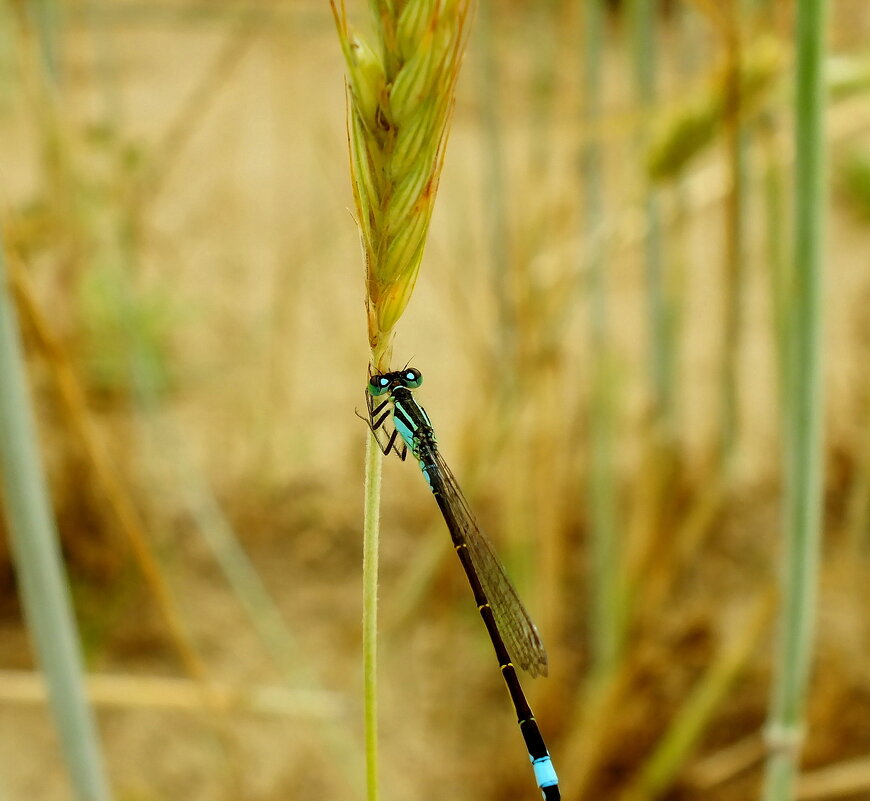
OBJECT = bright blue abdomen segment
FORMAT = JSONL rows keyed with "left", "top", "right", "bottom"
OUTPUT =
{"left": 531, "top": 755, "right": 558, "bottom": 790}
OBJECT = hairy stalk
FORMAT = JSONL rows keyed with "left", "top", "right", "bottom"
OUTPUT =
{"left": 362, "top": 432, "right": 383, "bottom": 800}
{"left": 762, "top": 0, "right": 829, "bottom": 798}
{"left": 332, "top": 3, "right": 472, "bottom": 798}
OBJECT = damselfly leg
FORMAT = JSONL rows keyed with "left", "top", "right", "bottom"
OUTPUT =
{"left": 356, "top": 389, "right": 408, "bottom": 461}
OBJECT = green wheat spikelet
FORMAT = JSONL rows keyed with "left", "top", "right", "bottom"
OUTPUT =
{"left": 332, "top": 0, "right": 471, "bottom": 366}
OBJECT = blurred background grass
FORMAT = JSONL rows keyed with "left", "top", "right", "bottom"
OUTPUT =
{"left": 0, "top": 1, "right": 869, "bottom": 800}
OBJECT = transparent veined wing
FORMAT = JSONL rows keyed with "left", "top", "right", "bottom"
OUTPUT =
{"left": 431, "top": 448, "right": 549, "bottom": 677}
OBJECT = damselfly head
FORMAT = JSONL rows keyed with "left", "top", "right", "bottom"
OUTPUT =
{"left": 367, "top": 367, "right": 424, "bottom": 395}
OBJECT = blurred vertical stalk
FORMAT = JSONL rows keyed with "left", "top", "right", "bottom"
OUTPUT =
{"left": 757, "top": 1, "right": 791, "bottom": 497}
{"left": 666, "top": 0, "right": 695, "bottom": 418}
{"left": 0, "top": 241, "right": 113, "bottom": 801}
{"left": 529, "top": 0, "right": 557, "bottom": 178}
{"left": 582, "top": 0, "right": 621, "bottom": 682}
{"left": 85, "top": 0, "right": 123, "bottom": 133}
{"left": 628, "top": 0, "right": 673, "bottom": 440}
{"left": 762, "top": 119, "right": 789, "bottom": 418}
{"left": 761, "top": 0, "right": 829, "bottom": 799}
{"left": 477, "top": 0, "right": 514, "bottom": 375}
{"left": 719, "top": 4, "right": 749, "bottom": 475}
{"left": 27, "top": 0, "right": 61, "bottom": 85}
{"left": 15, "top": 1, "right": 78, "bottom": 286}
{"left": 477, "top": 0, "right": 521, "bottom": 577}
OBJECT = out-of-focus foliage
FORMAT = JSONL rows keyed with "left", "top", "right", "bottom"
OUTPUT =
{"left": 647, "top": 36, "right": 785, "bottom": 181}
{"left": 838, "top": 149, "right": 870, "bottom": 221}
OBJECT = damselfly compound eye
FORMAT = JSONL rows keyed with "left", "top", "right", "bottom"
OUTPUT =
{"left": 368, "top": 375, "right": 390, "bottom": 396}
{"left": 402, "top": 368, "right": 423, "bottom": 388}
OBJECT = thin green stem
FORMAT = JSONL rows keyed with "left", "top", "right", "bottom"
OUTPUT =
{"left": 362, "top": 430, "right": 383, "bottom": 801}
{"left": 762, "top": 0, "right": 829, "bottom": 798}
{"left": 0, "top": 240, "right": 113, "bottom": 801}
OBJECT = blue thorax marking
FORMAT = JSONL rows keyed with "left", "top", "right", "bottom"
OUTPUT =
{"left": 391, "top": 391, "right": 435, "bottom": 450}
{"left": 391, "top": 407, "right": 416, "bottom": 448}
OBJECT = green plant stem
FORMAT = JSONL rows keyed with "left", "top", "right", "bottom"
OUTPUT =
{"left": 762, "top": 0, "right": 829, "bottom": 798}
{"left": 0, "top": 242, "right": 113, "bottom": 801}
{"left": 362, "top": 429, "right": 383, "bottom": 801}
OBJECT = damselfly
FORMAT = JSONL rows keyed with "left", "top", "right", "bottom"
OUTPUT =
{"left": 363, "top": 366, "right": 560, "bottom": 801}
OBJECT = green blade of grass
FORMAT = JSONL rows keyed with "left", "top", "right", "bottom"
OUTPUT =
{"left": 0, "top": 239, "right": 113, "bottom": 801}
{"left": 762, "top": 0, "right": 829, "bottom": 798}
